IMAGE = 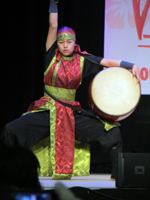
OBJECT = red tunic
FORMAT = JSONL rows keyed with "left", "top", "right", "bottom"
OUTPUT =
{"left": 27, "top": 47, "right": 84, "bottom": 176}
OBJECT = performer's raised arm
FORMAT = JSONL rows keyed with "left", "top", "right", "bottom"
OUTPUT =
{"left": 46, "top": 0, "right": 58, "bottom": 51}
{"left": 100, "top": 58, "right": 141, "bottom": 85}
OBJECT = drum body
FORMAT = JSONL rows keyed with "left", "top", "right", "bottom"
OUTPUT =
{"left": 88, "top": 67, "right": 141, "bottom": 121}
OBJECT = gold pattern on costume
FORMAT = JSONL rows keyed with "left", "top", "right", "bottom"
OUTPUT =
{"left": 52, "top": 59, "right": 61, "bottom": 86}
{"left": 57, "top": 33, "right": 76, "bottom": 42}
{"left": 44, "top": 85, "right": 76, "bottom": 102}
{"left": 52, "top": 173, "right": 72, "bottom": 180}
{"left": 80, "top": 56, "right": 84, "bottom": 85}
{"left": 73, "top": 140, "right": 90, "bottom": 176}
{"left": 31, "top": 138, "right": 90, "bottom": 178}
{"left": 44, "top": 55, "right": 56, "bottom": 76}
{"left": 49, "top": 98, "right": 57, "bottom": 176}
{"left": 31, "top": 136, "right": 52, "bottom": 177}
{"left": 100, "top": 119, "right": 120, "bottom": 131}
{"left": 62, "top": 55, "right": 74, "bottom": 61}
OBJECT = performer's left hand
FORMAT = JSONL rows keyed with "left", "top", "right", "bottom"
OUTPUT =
{"left": 132, "top": 65, "right": 141, "bottom": 85}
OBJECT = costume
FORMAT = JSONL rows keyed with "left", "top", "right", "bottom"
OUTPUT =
{"left": 1, "top": 41, "right": 122, "bottom": 179}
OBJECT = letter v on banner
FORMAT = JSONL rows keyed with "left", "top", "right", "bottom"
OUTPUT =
{"left": 132, "top": 0, "right": 150, "bottom": 40}
{"left": 104, "top": 0, "right": 150, "bottom": 94}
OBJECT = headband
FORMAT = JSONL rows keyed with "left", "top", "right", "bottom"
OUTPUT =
{"left": 56, "top": 27, "right": 76, "bottom": 42}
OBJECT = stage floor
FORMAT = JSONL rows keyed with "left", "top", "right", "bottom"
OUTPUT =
{"left": 39, "top": 174, "right": 116, "bottom": 190}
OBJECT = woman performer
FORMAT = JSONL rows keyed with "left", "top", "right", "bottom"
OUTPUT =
{"left": 0, "top": 0, "right": 140, "bottom": 181}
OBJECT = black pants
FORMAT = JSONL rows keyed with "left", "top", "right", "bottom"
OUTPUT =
{"left": 0, "top": 111, "right": 122, "bottom": 152}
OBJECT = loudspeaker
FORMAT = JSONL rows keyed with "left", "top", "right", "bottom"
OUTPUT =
{"left": 116, "top": 153, "right": 150, "bottom": 188}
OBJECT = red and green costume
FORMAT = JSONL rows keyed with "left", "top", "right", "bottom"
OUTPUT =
{"left": 27, "top": 44, "right": 90, "bottom": 179}
{"left": 1, "top": 27, "right": 122, "bottom": 180}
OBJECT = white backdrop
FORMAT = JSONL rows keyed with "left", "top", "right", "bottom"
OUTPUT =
{"left": 104, "top": 0, "right": 150, "bottom": 94}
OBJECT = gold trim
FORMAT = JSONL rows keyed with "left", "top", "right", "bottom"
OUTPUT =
{"left": 80, "top": 56, "right": 84, "bottom": 85}
{"left": 52, "top": 173, "right": 72, "bottom": 180}
{"left": 62, "top": 55, "right": 74, "bottom": 61}
{"left": 44, "top": 55, "right": 56, "bottom": 76}
{"left": 52, "top": 59, "right": 61, "bottom": 86}
{"left": 73, "top": 140, "right": 90, "bottom": 176}
{"left": 57, "top": 33, "right": 76, "bottom": 42}
{"left": 44, "top": 85, "right": 76, "bottom": 102}
{"left": 49, "top": 98, "right": 57, "bottom": 175}
{"left": 100, "top": 119, "right": 120, "bottom": 131}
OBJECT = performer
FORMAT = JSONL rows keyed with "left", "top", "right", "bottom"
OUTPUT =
{"left": 0, "top": 0, "right": 140, "bottom": 181}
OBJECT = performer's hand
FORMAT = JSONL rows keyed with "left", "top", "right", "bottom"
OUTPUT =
{"left": 132, "top": 65, "right": 141, "bottom": 85}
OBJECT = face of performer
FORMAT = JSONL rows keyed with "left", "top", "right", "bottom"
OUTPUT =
{"left": 57, "top": 39, "right": 75, "bottom": 56}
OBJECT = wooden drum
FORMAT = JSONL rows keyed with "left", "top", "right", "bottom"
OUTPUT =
{"left": 88, "top": 67, "right": 141, "bottom": 121}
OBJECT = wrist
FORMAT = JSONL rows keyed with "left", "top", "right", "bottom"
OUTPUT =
{"left": 119, "top": 60, "right": 134, "bottom": 70}
{"left": 49, "top": 0, "right": 58, "bottom": 13}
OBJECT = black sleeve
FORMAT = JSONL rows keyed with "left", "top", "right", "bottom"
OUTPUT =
{"left": 81, "top": 54, "right": 104, "bottom": 79}
{"left": 44, "top": 41, "right": 57, "bottom": 71}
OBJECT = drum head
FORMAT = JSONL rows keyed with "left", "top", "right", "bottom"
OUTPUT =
{"left": 91, "top": 67, "right": 140, "bottom": 120}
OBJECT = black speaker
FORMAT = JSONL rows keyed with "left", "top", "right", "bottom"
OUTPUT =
{"left": 116, "top": 153, "right": 150, "bottom": 188}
